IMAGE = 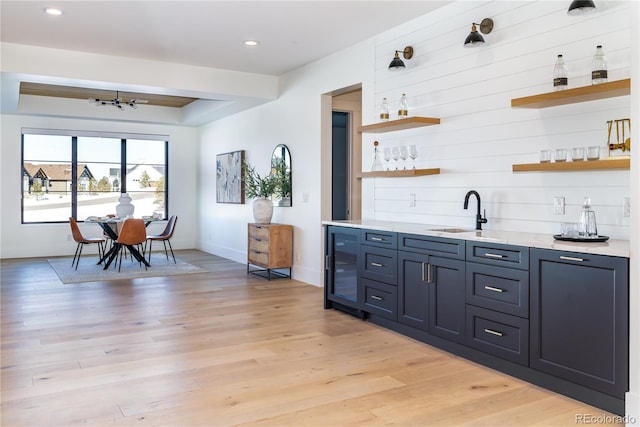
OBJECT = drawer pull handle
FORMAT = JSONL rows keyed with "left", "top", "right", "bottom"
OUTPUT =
{"left": 371, "top": 295, "right": 383, "bottom": 301}
{"left": 560, "top": 255, "right": 584, "bottom": 262}
{"left": 370, "top": 237, "right": 383, "bottom": 241}
{"left": 427, "top": 263, "right": 432, "bottom": 284}
{"left": 484, "top": 328, "right": 504, "bottom": 337}
{"left": 370, "top": 262, "right": 383, "bottom": 267}
{"left": 484, "top": 253, "right": 504, "bottom": 259}
{"left": 421, "top": 262, "right": 426, "bottom": 282}
{"left": 484, "top": 285, "right": 504, "bottom": 293}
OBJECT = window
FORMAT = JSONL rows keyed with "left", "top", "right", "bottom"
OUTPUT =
{"left": 22, "top": 130, "right": 168, "bottom": 223}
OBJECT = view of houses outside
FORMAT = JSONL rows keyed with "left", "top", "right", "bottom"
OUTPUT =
{"left": 22, "top": 134, "right": 166, "bottom": 223}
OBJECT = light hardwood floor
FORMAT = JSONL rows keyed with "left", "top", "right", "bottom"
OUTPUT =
{"left": 1, "top": 250, "right": 622, "bottom": 426}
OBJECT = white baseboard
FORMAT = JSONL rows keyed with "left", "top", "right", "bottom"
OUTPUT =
{"left": 626, "top": 391, "right": 640, "bottom": 426}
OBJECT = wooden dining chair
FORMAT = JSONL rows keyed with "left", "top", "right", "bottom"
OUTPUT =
{"left": 146, "top": 215, "right": 178, "bottom": 263}
{"left": 114, "top": 219, "right": 147, "bottom": 272}
{"left": 69, "top": 217, "right": 105, "bottom": 270}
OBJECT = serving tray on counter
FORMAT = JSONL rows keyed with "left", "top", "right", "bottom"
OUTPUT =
{"left": 553, "top": 235, "right": 610, "bottom": 243}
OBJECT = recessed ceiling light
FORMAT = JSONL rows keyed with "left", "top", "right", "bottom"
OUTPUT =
{"left": 243, "top": 40, "right": 259, "bottom": 46}
{"left": 44, "top": 8, "right": 63, "bottom": 16}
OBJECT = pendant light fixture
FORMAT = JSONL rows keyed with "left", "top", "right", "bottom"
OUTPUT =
{"left": 567, "top": 0, "right": 597, "bottom": 15}
{"left": 464, "top": 18, "right": 494, "bottom": 47}
{"left": 388, "top": 46, "right": 414, "bottom": 71}
{"left": 89, "top": 91, "right": 148, "bottom": 110}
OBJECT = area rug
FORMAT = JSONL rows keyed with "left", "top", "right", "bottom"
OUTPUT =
{"left": 47, "top": 254, "right": 206, "bottom": 284}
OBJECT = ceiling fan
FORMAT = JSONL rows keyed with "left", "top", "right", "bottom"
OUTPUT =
{"left": 89, "top": 91, "right": 148, "bottom": 110}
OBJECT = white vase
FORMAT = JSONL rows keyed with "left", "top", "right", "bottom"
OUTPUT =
{"left": 252, "top": 198, "right": 273, "bottom": 224}
{"left": 115, "top": 193, "right": 135, "bottom": 218}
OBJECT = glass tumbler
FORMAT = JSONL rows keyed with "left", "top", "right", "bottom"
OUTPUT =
{"left": 572, "top": 147, "right": 585, "bottom": 161}
{"left": 587, "top": 146, "right": 600, "bottom": 160}
{"left": 539, "top": 150, "right": 551, "bottom": 163}
{"left": 555, "top": 148, "right": 567, "bottom": 162}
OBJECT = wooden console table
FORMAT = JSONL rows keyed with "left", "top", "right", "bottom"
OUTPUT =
{"left": 247, "top": 223, "right": 293, "bottom": 280}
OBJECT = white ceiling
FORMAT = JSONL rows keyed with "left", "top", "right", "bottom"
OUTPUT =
{"left": 1, "top": 0, "right": 450, "bottom": 76}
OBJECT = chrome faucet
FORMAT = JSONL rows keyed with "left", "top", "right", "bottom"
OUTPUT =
{"left": 464, "top": 190, "right": 488, "bottom": 230}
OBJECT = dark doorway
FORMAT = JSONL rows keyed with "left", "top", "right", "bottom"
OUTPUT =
{"left": 332, "top": 111, "right": 349, "bottom": 220}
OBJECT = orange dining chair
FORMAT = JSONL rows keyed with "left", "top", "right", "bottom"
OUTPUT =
{"left": 114, "top": 218, "right": 148, "bottom": 272}
{"left": 69, "top": 217, "right": 105, "bottom": 270}
{"left": 146, "top": 215, "right": 178, "bottom": 263}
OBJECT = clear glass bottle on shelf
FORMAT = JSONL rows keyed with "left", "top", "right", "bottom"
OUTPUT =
{"left": 553, "top": 54, "right": 568, "bottom": 91}
{"left": 379, "top": 98, "right": 389, "bottom": 122}
{"left": 592, "top": 45, "right": 608, "bottom": 85}
{"left": 371, "top": 141, "right": 383, "bottom": 171}
{"left": 398, "top": 93, "right": 408, "bottom": 117}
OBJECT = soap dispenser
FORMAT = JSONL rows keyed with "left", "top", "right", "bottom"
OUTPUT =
{"left": 578, "top": 197, "right": 598, "bottom": 237}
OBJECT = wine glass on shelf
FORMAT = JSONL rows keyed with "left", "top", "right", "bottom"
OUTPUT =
{"left": 383, "top": 147, "right": 391, "bottom": 171}
{"left": 400, "top": 146, "right": 408, "bottom": 170}
{"left": 409, "top": 145, "right": 418, "bottom": 169}
{"left": 392, "top": 146, "right": 400, "bottom": 170}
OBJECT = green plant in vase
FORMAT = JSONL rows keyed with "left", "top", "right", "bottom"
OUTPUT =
{"left": 243, "top": 161, "right": 279, "bottom": 223}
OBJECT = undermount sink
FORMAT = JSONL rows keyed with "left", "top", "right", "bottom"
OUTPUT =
{"left": 428, "top": 228, "right": 474, "bottom": 233}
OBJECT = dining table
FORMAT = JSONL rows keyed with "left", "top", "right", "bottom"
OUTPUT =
{"left": 87, "top": 216, "right": 158, "bottom": 270}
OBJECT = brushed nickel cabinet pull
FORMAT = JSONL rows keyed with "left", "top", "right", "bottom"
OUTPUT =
{"left": 421, "top": 262, "right": 426, "bottom": 282}
{"left": 370, "top": 237, "right": 383, "bottom": 241}
{"left": 484, "top": 328, "right": 504, "bottom": 337}
{"left": 427, "top": 263, "right": 432, "bottom": 284}
{"left": 484, "top": 285, "right": 504, "bottom": 293}
{"left": 371, "top": 295, "right": 383, "bottom": 301}
{"left": 484, "top": 253, "right": 504, "bottom": 259}
{"left": 371, "top": 262, "right": 383, "bottom": 267}
{"left": 560, "top": 255, "right": 584, "bottom": 262}
{"left": 325, "top": 255, "right": 330, "bottom": 270}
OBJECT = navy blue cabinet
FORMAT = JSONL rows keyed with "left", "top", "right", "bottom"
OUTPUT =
{"left": 530, "top": 248, "right": 629, "bottom": 399}
{"left": 398, "top": 234, "right": 466, "bottom": 344}
{"left": 360, "top": 230, "right": 398, "bottom": 321}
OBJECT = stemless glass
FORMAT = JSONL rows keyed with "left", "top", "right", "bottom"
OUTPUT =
{"left": 400, "top": 146, "right": 408, "bottom": 169}
{"left": 409, "top": 145, "right": 418, "bottom": 169}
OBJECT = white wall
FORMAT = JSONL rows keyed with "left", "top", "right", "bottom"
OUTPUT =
{"left": 362, "top": 1, "right": 631, "bottom": 240}
{"left": 0, "top": 114, "right": 199, "bottom": 258}
{"left": 198, "top": 39, "right": 375, "bottom": 286}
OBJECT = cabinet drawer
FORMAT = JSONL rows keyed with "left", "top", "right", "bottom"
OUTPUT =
{"left": 248, "top": 237, "right": 269, "bottom": 253}
{"left": 248, "top": 224, "right": 270, "bottom": 240}
{"left": 398, "top": 233, "right": 465, "bottom": 260}
{"left": 466, "top": 263, "right": 529, "bottom": 318}
{"left": 361, "top": 229, "right": 397, "bottom": 249}
{"left": 466, "top": 242, "right": 529, "bottom": 270}
{"left": 466, "top": 305, "right": 529, "bottom": 366}
{"left": 360, "top": 246, "right": 397, "bottom": 285}
{"left": 248, "top": 250, "right": 269, "bottom": 267}
{"left": 362, "top": 277, "right": 397, "bottom": 321}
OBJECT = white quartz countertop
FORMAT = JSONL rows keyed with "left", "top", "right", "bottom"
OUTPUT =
{"left": 322, "top": 219, "right": 630, "bottom": 258}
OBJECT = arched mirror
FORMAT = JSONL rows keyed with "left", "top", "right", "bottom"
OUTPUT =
{"left": 271, "top": 144, "right": 292, "bottom": 207}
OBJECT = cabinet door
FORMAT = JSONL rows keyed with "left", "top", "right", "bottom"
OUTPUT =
{"left": 530, "top": 248, "right": 628, "bottom": 398}
{"left": 429, "top": 256, "right": 466, "bottom": 344}
{"left": 398, "top": 251, "right": 429, "bottom": 331}
{"left": 325, "top": 227, "right": 360, "bottom": 309}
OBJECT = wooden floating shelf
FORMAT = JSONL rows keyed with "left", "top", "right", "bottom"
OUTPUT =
{"left": 511, "top": 78, "right": 630, "bottom": 108}
{"left": 512, "top": 158, "right": 629, "bottom": 172}
{"left": 360, "top": 116, "right": 440, "bottom": 133}
{"left": 358, "top": 168, "right": 441, "bottom": 178}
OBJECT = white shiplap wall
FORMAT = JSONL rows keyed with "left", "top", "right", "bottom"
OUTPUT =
{"left": 362, "top": 1, "right": 632, "bottom": 240}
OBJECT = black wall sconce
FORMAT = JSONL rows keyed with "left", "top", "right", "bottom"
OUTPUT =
{"left": 463, "top": 18, "right": 494, "bottom": 47}
{"left": 389, "top": 46, "right": 414, "bottom": 71}
{"left": 567, "top": 0, "right": 596, "bottom": 15}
